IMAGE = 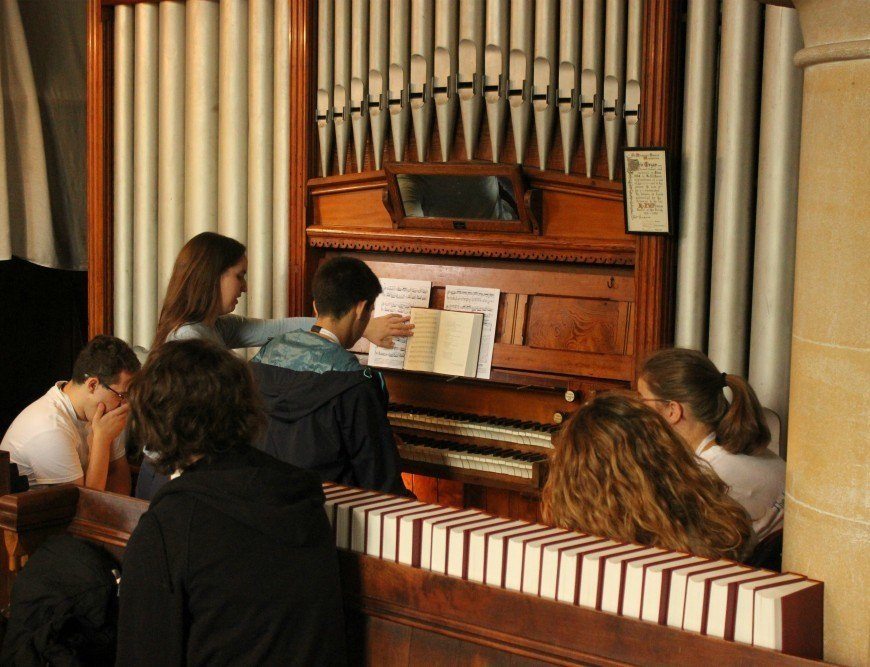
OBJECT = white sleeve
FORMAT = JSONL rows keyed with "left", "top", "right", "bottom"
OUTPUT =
{"left": 111, "top": 430, "right": 127, "bottom": 462}
{"left": 22, "top": 429, "right": 84, "bottom": 485}
{"left": 215, "top": 315, "right": 316, "bottom": 348}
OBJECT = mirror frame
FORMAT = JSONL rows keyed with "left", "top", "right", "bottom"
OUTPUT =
{"left": 382, "top": 161, "right": 541, "bottom": 234}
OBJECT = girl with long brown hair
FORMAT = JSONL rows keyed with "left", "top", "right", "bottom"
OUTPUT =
{"left": 542, "top": 393, "right": 752, "bottom": 561}
{"left": 137, "top": 232, "right": 412, "bottom": 499}
{"left": 638, "top": 348, "right": 785, "bottom": 543}
{"left": 152, "top": 232, "right": 410, "bottom": 350}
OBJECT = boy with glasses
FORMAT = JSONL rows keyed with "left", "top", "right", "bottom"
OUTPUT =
{"left": 1, "top": 335, "right": 140, "bottom": 493}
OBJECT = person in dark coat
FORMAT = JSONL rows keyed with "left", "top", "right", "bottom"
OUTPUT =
{"left": 250, "top": 256, "right": 410, "bottom": 496}
{"left": 250, "top": 363, "right": 408, "bottom": 495}
{"left": 117, "top": 340, "right": 346, "bottom": 667}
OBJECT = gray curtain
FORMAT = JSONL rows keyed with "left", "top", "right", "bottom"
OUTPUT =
{"left": 0, "top": 0, "right": 86, "bottom": 270}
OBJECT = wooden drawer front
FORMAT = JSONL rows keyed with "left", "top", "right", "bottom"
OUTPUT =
{"left": 526, "top": 295, "right": 633, "bottom": 356}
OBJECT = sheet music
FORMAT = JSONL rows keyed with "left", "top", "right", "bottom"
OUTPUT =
{"left": 402, "top": 308, "right": 440, "bottom": 372}
{"left": 443, "top": 285, "right": 500, "bottom": 379}
{"left": 367, "top": 278, "right": 432, "bottom": 369}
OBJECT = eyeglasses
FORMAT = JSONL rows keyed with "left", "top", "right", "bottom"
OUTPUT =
{"left": 84, "top": 374, "right": 127, "bottom": 402}
{"left": 101, "top": 382, "right": 128, "bottom": 402}
{"left": 638, "top": 397, "right": 671, "bottom": 404}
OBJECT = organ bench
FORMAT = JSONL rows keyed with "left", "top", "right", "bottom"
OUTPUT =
{"left": 0, "top": 484, "right": 824, "bottom": 666}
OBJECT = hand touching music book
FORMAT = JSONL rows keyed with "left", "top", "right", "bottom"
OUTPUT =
{"left": 403, "top": 308, "right": 485, "bottom": 378}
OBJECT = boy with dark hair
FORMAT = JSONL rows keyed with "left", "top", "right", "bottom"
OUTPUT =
{"left": 250, "top": 256, "right": 410, "bottom": 495}
{"left": 1, "top": 335, "right": 140, "bottom": 493}
{"left": 253, "top": 256, "right": 383, "bottom": 372}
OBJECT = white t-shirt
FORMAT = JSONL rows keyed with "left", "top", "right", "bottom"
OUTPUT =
{"left": 696, "top": 434, "right": 786, "bottom": 542}
{"left": 0, "top": 383, "right": 126, "bottom": 486}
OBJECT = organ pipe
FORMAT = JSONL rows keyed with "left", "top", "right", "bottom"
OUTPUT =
{"left": 508, "top": 0, "right": 534, "bottom": 163}
{"left": 580, "top": 0, "right": 604, "bottom": 177}
{"left": 558, "top": 0, "right": 582, "bottom": 174}
{"left": 707, "top": 0, "right": 763, "bottom": 375}
{"left": 484, "top": 0, "right": 509, "bottom": 162}
{"left": 603, "top": 0, "right": 626, "bottom": 180}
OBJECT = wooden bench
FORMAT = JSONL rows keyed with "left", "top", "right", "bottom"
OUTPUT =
{"left": 0, "top": 485, "right": 824, "bottom": 666}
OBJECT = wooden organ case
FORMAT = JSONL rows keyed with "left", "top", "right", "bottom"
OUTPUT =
{"left": 86, "top": 0, "right": 682, "bottom": 522}
{"left": 292, "top": 0, "right": 681, "bottom": 522}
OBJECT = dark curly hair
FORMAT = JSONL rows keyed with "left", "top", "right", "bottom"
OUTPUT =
{"left": 127, "top": 340, "right": 265, "bottom": 474}
{"left": 71, "top": 335, "right": 141, "bottom": 385}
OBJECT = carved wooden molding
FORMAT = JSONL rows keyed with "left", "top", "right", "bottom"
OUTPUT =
{"left": 307, "top": 227, "right": 635, "bottom": 265}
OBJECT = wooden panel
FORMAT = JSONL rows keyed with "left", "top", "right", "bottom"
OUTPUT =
{"left": 435, "top": 480, "right": 464, "bottom": 509}
{"left": 409, "top": 474, "right": 438, "bottom": 505}
{"left": 88, "top": 0, "right": 112, "bottom": 337}
{"left": 383, "top": 372, "right": 586, "bottom": 425}
{"left": 315, "top": 189, "right": 392, "bottom": 228}
{"left": 542, "top": 189, "right": 626, "bottom": 240}
{"left": 483, "top": 488, "right": 512, "bottom": 520}
{"left": 407, "top": 626, "right": 520, "bottom": 665}
{"left": 509, "top": 494, "right": 541, "bottom": 524}
{"left": 492, "top": 345, "right": 633, "bottom": 382}
{"left": 361, "top": 258, "right": 635, "bottom": 301}
{"left": 526, "top": 296, "right": 632, "bottom": 355}
{"left": 346, "top": 613, "right": 412, "bottom": 667}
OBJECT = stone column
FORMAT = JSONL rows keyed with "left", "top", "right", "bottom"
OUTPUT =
{"left": 783, "top": 1, "right": 869, "bottom": 664}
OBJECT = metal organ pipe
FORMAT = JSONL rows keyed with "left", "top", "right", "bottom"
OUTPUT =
{"left": 623, "top": 0, "right": 642, "bottom": 148}
{"left": 351, "top": 0, "right": 370, "bottom": 172}
{"left": 602, "top": 0, "right": 626, "bottom": 180}
{"left": 133, "top": 3, "right": 158, "bottom": 348}
{"left": 333, "top": 0, "right": 352, "bottom": 175}
{"left": 410, "top": 0, "right": 435, "bottom": 161}
{"left": 532, "top": 0, "right": 558, "bottom": 170}
{"left": 748, "top": 6, "right": 803, "bottom": 448}
{"left": 218, "top": 0, "right": 248, "bottom": 312}
{"left": 457, "top": 0, "right": 484, "bottom": 160}
{"left": 273, "top": 0, "right": 290, "bottom": 316}
{"left": 674, "top": 0, "right": 717, "bottom": 351}
{"left": 316, "top": 0, "right": 335, "bottom": 177}
{"left": 389, "top": 0, "right": 411, "bottom": 161}
{"left": 369, "top": 0, "right": 390, "bottom": 170}
{"left": 113, "top": 5, "right": 134, "bottom": 344}
{"left": 484, "top": 0, "right": 509, "bottom": 162}
{"left": 157, "top": 1, "right": 185, "bottom": 313}
{"left": 184, "top": 0, "right": 219, "bottom": 237}
{"left": 248, "top": 0, "right": 275, "bottom": 318}
{"left": 580, "top": 0, "right": 604, "bottom": 177}
{"left": 558, "top": 0, "right": 581, "bottom": 174}
{"left": 707, "top": 0, "right": 763, "bottom": 375}
{"left": 434, "top": 0, "right": 459, "bottom": 161}
{"left": 509, "top": 0, "right": 534, "bottom": 163}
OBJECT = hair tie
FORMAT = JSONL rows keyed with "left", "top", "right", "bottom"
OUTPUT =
{"left": 721, "top": 372, "right": 728, "bottom": 388}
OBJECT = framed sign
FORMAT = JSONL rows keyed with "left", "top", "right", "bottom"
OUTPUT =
{"left": 622, "top": 148, "right": 672, "bottom": 235}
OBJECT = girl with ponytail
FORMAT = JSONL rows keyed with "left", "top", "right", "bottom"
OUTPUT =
{"left": 638, "top": 348, "right": 785, "bottom": 544}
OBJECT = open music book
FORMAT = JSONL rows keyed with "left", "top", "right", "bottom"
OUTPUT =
{"left": 403, "top": 308, "right": 484, "bottom": 378}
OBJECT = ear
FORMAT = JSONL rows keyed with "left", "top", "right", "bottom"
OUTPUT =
{"left": 84, "top": 377, "right": 100, "bottom": 394}
{"left": 354, "top": 300, "right": 369, "bottom": 320}
{"left": 665, "top": 400, "right": 684, "bottom": 426}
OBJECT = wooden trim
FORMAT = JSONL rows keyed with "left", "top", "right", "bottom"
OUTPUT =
{"left": 492, "top": 345, "right": 634, "bottom": 383}
{"left": 308, "top": 168, "right": 625, "bottom": 202}
{"left": 87, "top": 0, "right": 112, "bottom": 337}
{"left": 631, "top": 0, "right": 682, "bottom": 381}
{"left": 307, "top": 226, "right": 636, "bottom": 265}
{"left": 288, "top": 0, "right": 315, "bottom": 316}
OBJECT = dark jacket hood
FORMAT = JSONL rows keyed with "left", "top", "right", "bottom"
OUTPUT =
{"left": 149, "top": 447, "right": 324, "bottom": 547}
{"left": 250, "top": 361, "right": 372, "bottom": 421}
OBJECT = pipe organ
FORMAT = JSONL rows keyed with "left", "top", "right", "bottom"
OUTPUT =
{"left": 317, "top": 0, "right": 647, "bottom": 177}
{"left": 89, "top": 0, "right": 679, "bottom": 521}
{"left": 301, "top": 0, "right": 678, "bottom": 519}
